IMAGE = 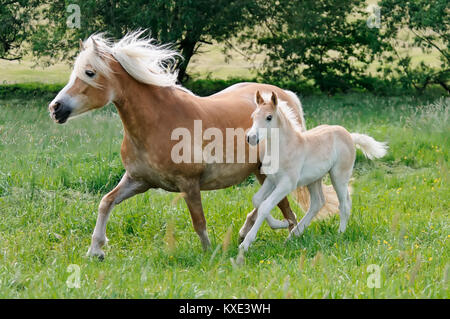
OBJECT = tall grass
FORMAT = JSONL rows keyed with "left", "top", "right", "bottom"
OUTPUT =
{"left": 0, "top": 93, "right": 448, "bottom": 298}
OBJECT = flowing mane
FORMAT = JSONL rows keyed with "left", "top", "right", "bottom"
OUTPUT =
{"left": 260, "top": 92, "right": 303, "bottom": 132}
{"left": 76, "top": 30, "right": 184, "bottom": 89}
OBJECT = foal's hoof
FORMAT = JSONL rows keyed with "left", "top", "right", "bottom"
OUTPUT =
{"left": 238, "top": 242, "right": 249, "bottom": 252}
{"left": 87, "top": 247, "right": 105, "bottom": 261}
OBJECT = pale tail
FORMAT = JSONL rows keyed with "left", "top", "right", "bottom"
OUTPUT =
{"left": 350, "top": 133, "right": 388, "bottom": 160}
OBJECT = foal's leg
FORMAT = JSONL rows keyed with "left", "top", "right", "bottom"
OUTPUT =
{"left": 180, "top": 181, "right": 211, "bottom": 251}
{"left": 87, "top": 173, "right": 149, "bottom": 259}
{"left": 238, "top": 178, "right": 274, "bottom": 241}
{"left": 266, "top": 214, "right": 290, "bottom": 229}
{"left": 238, "top": 174, "right": 297, "bottom": 242}
{"left": 330, "top": 168, "right": 352, "bottom": 233}
{"left": 239, "top": 179, "right": 292, "bottom": 252}
{"left": 288, "top": 179, "right": 325, "bottom": 239}
{"left": 253, "top": 179, "right": 289, "bottom": 229}
{"left": 257, "top": 173, "right": 298, "bottom": 230}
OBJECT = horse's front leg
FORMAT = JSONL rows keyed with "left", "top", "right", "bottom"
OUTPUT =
{"left": 180, "top": 180, "right": 211, "bottom": 251}
{"left": 87, "top": 172, "right": 149, "bottom": 260}
{"left": 238, "top": 178, "right": 274, "bottom": 242}
{"left": 239, "top": 179, "right": 293, "bottom": 252}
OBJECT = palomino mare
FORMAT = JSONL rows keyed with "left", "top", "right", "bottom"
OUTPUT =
{"left": 48, "top": 32, "right": 336, "bottom": 259}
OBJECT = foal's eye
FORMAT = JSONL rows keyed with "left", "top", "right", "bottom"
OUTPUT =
{"left": 85, "top": 70, "right": 95, "bottom": 78}
{"left": 266, "top": 115, "right": 272, "bottom": 121}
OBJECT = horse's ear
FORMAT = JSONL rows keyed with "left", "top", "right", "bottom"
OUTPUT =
{"left": 79, "top": 39, "right": 85, "bottom": 51}
{"left": 271, "top": 91, "right": 278, "bottom": 108}
{"left": 91, "top": 38, "right": 100, "bottom": 55}
{"left": 255, "top": 90, "right": 264, "bottom": 105}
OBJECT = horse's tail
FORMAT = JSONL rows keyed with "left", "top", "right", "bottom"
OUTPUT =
{"left": 351, "top": 133, "right": 388, "bottom": 160}
{"left": 284, "top": 89, "right": 342, "bottom": 220}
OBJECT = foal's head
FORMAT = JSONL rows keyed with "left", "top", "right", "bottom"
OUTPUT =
{"left": 48, "top": 36, "right": 117, "bottom": 124}
{"left": 246, "top": 91, "right": 279, "bottom": 146}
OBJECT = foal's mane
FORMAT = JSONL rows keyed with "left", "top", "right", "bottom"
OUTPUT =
{"left": 260, "top": 92, "right": 302, "bottom": 133}
{"left": 77, "top": 30, "right": 190, "bottom": 91}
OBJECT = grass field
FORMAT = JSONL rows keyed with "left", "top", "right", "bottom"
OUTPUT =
{"left": 0, "top": 92, "right": 448, "bottom": 298}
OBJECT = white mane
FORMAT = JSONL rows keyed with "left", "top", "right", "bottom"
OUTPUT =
{"left": 75, "top": 30, "right": 183, "bottom": 89}
{"left": 260, "top": 92, "right": 302, "bottom": 132}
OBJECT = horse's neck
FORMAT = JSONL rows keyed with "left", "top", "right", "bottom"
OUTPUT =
{"left": 112, "top": 80, "right": 190, "bottom": 140}
{"left": 276, "top": 116, "right": 303, "bottom": 147}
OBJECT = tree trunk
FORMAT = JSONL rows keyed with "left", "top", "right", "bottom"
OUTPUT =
{"left": 177, "top": 39, "right": 197, "bottom": 83}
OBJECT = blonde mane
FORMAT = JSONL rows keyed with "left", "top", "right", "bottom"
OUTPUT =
{"left": 75, "top": 30, "right": 183, "bottom": 89}
{"left": 260, "top": 92, "right": 302, "bottom": 132}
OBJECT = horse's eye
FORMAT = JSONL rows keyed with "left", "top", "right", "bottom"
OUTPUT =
{"left": 85, "top": 70, "right": 95, "bottom": 78}
{"left": 266, "top": 115, "right": 272, "bottom": 121}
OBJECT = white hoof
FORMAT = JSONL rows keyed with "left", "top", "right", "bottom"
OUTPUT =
{"left": 339, "top": 224, "right": 347, "bottom": 233}
{"left": 87, "top": 247, "right": 105, "bottom": 260}
{"left": 239, "top": 242, "right": 249, "bottom": 252}
{"left": 290, "top": 224, "right": 304, "bottom": 238}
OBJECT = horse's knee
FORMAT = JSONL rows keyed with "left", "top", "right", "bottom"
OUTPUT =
{"left": 258, "top": 202, "right": 273, "bottom": 218}
{"left": 98, "top": 196, "right": 114, "bottom": 213}
{"left": 252, "top": 194, "right": 263, "bottom": 209}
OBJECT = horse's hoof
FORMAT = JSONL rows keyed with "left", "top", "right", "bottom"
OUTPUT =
{"left": 87, "top": 247, "right": 105, "bottom": 261}
{"left": 238, "top": 242, "right": 249, "bottom": 252}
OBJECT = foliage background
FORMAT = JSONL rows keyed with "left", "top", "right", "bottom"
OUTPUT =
{"left": 0, "top": 0, "right": 448, "bottom": 93}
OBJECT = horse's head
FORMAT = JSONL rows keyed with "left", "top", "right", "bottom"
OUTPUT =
{"left": 49, "top": 36, "right": 116, "bottom": 124}
{"left": 247, "top": 90, "right": 279, "bottom": 146}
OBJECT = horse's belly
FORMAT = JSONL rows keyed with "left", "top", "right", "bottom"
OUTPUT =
{"left": 199, "top": 162, "right": 258, "bottom": 190}
{"left": 124, "top": 159, "right": 180, "bottom": 192}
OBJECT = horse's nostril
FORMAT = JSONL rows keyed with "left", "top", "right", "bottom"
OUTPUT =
{"left": 53, "top": 102, "right": 61, "bottom": 112}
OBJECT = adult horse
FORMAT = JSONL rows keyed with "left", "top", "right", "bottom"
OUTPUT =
{"left": 48, "top": 32, "right": 337, "bottom": 259}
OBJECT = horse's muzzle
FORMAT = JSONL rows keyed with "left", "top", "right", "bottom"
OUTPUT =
{"left": 246, "top": 134, "right": 259, "bottom": 146}
{"left": 49, "top": 101, "right": 71, "bottom": 124}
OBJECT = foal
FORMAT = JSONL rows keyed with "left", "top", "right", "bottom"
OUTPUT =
{"left": 240, "top": 91, "right": 388, "bottom": 251}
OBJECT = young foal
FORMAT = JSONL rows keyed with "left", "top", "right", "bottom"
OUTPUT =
{"left": 240, "top": 91, "right": 388, "bottom": 251}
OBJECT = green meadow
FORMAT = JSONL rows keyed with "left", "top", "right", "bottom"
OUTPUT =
{"left": 0, "top": 92, "right": 448, "bottom": 298}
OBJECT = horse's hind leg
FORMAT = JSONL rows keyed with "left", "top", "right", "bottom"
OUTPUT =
{"left": 330, "top": 168, "right": 352, "bottom": 233}
{"left": 87, "top": 172, "right": 150, "bottom": 260}
{"left": 289, "top": 179, "right": 325, "bottom": 239}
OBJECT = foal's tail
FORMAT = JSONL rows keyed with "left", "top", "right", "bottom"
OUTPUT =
{"left": 351, "top": 133, "right": 388, "bottom": 160}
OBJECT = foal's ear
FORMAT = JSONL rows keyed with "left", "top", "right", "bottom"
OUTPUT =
{"left": 271, "top": 92, "right": 278, "bottom": 108}
{"left": 79, "top": 39, "right": 85, "bottom": 51}
{"left": 255, "top": 90, "right": 264, "bottom": 105}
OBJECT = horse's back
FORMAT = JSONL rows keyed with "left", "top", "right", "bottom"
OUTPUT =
{"left": 208, "top": 82, "right": 305, "bottom": 128}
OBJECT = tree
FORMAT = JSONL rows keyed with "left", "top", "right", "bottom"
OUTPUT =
{"left": 0, "top": 0, "right": 39, "bottom": 60}
{"left": 235, "top": 0, "right": 381, "bottom": 93}
{"left": 378, "top": 0, "right": 449, "bottom": 92}
{"left": 29, "top": 0, "right": 259, "bottom": 82}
